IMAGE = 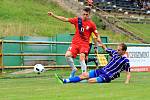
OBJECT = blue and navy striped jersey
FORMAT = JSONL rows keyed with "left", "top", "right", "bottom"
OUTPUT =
{"left": 95, "top": 48, "right": 130, "bottom": 81}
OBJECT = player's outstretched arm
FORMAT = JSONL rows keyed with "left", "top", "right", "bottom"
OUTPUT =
{"left": 93, "top": 34, "right": 102, "bottom": 53}
{"left": 48, "top": 11, "right": 69, "bottom": 22}
{"left": 98, "top": 43, "right": 107, "bottom": 51}
{"left": 125, "top": 71, "right": 131, "bottom": 84}
{"left": 97, "top": 34, "right": 102, "bottom": 44}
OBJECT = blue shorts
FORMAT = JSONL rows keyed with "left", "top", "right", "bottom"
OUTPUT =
{"left": 89, "top": 70, "right": 104, "bottom": 83}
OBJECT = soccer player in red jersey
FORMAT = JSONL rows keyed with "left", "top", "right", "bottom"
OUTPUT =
{"left": 48, "top": 6, "right": 102, "bottom": 77}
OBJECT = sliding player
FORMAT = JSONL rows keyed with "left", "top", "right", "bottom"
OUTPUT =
{"left": 55, "top": 43, "right": 131, "bottom": 84}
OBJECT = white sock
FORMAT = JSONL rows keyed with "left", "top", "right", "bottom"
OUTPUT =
{"left": 66, "top": 79, "right": 70, "bottom": 83}
{"left": 66, "top": 57, "right": 76, "bottom": 70}
{"left": 80, "top": 60, "right": 87, "bottom": 73}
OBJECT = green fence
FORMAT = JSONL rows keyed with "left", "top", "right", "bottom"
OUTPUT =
{"left": 1, "top": 34, "right": 108, "bottom": 67}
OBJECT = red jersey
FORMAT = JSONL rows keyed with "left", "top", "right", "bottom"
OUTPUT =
{"left": 68, "top": 17, "right": 98, "bottom": 45}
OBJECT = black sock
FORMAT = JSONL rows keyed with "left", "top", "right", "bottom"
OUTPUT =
{"left": 88, "top": 57, "right": 95, "bottom": 62}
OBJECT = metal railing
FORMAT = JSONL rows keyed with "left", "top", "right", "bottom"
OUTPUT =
{"left": 0, "top": 40, "right": 150, "bottom": 69}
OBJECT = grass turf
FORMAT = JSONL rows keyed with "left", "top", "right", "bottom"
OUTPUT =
{"left": 0, "top": 0, "right": 74, "bottom": 37}
{"left": 0, "top": 69, "right": 150, "bottom": 100}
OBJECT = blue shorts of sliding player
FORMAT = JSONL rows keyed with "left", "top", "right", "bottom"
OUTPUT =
{"left": 89, "top": 70, "right": 104, "bottom": 83}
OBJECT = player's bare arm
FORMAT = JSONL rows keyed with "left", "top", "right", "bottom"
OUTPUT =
{"left": 48, "top": 11, "right": 69, "bottom": 22}
{"left": 93, "top": 33, "right": 102, "bottom": 53}
{"left": 93, "top": 31, "right": 102, "bottom": 44}
{"left": 125, "top": 71, "right": 131, "bottom": 84}
{"left": 98, "top": 43, "right": 107, "bottom": 51}
{"left": 97, "top": 34, "right": 102, "bottom": 44}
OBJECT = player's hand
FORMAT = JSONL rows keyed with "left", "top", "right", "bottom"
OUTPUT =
{"left": 98, "top": 43, "right": 107, "bottom": 50}
{"left": 48, "top": 11, "right": 53, "bottom": 16}
{"left": 98, "top": 43, "right": 103, "bottom": 47}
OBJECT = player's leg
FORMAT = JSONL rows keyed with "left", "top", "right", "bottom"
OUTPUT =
{"left": 57, "top": 70, "right": 96, "bottom": 83}
{"left": 55, "top": 69, "right": 103, "bottom": 84}
{"left": 80, "top": 44, "right": 89, "bottom": 73}
{"left": 80, "top": 53, "right": 87, "bottom": 73}
{"left": 85, "top": 43, "right": 92, "bottom": 65}
{"left": 88, "top": 57, "right": 99, "bottom": 66}
{"left": 55, "top": 72, "right": 87, "bottom": 84}
{"left": 55, "top": 70, "right": 104, "bottom": 84}
{"left": 62, "top": 71, "right": 89, "bottom": 83}
{"left": 80, "top": 70, "right": 104, "bottom": 83}
{"left": 85, "top": 43, "right": 99, "bottom": 66}
{"left": 88, "top": 77, "right": 104, "bottom": 83}
{"left": 65, "top": 45, "right": 78, "bottom": 78}
{"left": 87, "top": 70, "right": 104, "bottom": 83}
{"left": 65, "top": 51, "right": 77, "bottom": 78}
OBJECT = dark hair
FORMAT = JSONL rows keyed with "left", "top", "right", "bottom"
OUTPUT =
{"left": 83, "top": 6, "right": 91, "bottom": 13}
{"left": 119, "top": 43, "right": 127, "bottom": 51}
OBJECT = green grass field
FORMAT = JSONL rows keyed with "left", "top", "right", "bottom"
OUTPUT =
{"left": 0, "top": 0, "right": 74, "bottom": 37}
{"left": 0, "top": 69, "right": 150, "bottom": 100}
{"left": 128, "top": 23, "right": 150, "bottom": 42}
{"left": 117, "top": 22, "right": 150, "bottom": 42}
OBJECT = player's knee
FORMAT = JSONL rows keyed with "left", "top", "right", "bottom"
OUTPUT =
{"left": 65, "top": 54, "right": 69, "bottom": 58}
{"left": 79, "top": 72, "right": 89, "bottom": 79}
{"left": 65, "top": 51, "right": 72, "bottom": 57}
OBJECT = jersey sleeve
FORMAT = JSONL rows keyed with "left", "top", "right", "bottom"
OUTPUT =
{"left": 106, "top": 48, "right": 117, "bottom": 56}
{"left": 124, "top": 60, "right": 130, "bottom": 72}
{"left": 121, "top": 59, "right": 130, "bottom": 72}
{"left": 91, "top": 22, "right": 98, "bottom": 38}
{"left": 68, "top": 17, "right": 78, "bottom": 25}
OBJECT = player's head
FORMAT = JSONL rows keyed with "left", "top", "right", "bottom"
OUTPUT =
{"left": 117, "top": 43, "right": 127, "bottom": 56}
{"left": 82, "top": 6, "right": 91, "bottom": 20}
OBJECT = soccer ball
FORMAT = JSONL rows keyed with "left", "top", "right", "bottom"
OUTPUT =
{"left": 34, "top": 64, "right": 45, "bottom": 74}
